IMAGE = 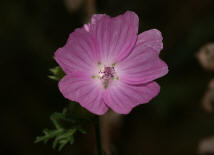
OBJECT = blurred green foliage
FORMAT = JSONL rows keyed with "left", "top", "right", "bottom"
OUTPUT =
{"left": 48, "top": 66, "right": 65, "bottom": 81}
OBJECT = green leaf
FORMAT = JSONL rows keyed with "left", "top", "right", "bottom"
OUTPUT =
{"left": 35, "top": 106, "right": 95, "bottom": 151}
{"left": 48, "top": 66, "right": 65, "bottom": 81}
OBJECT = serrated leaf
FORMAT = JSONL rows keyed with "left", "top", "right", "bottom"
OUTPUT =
{"left": 35, "top": 107, "right": 92, "bottom": 151}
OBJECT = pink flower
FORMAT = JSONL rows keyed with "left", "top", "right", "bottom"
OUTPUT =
{"left": 55, "top": 11, "right": 168, "bottom": 115}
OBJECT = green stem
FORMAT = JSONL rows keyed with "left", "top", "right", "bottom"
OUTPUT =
{"left": 95, "top": 116, "right": 102, "bottom": 155}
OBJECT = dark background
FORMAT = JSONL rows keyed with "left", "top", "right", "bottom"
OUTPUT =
{"left": 2, "top": 0, "right": 214, "bottom": 154}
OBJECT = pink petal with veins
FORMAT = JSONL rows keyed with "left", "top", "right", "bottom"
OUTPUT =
{"left": 58, "top": 73, "right": 108, "bottom": 115}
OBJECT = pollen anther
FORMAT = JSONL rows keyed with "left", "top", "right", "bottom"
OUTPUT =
{"left": 92, "top": 63, "right": 119, "bottom": 89}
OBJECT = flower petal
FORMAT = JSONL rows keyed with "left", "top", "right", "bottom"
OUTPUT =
{"left": 54, "top": 27, "right": 99, "bottom": 74}
{"left": 91, "top": 14, "right": 106, "bottom": 24}
{"left": 103, "top": 81, "right": 160, "bottom": 114}
{"left": 136, "top": 29, "right": 163, "bottom": 54}
{"left": 90, "top": 11, "right": 139, "bottom": 64}
{"left": 117, "top": 30, "right": 168, "bottom": 84}
{"left": 58, "top": 73, "right": 108, "bottom": 115}
{"left": 84, "top": 14, "right": 106, "bottom": 32}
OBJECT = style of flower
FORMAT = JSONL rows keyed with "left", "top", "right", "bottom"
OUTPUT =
{"left": 55, "top": 11, "right": 168, "bottom": 115}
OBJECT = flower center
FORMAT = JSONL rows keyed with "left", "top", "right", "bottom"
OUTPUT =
{"left": 92, "top": 62, "right": 119, "bottom": 89}
{"left": 99, "top": 66, "right": 115, "bottom": 80}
